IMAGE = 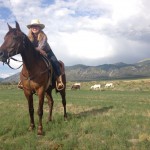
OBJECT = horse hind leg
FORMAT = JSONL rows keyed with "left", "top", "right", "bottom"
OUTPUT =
{"left": 45, "top": 90, "right": 54, "bottom": 122}
{"left": 60, "top": 90, "right": 67, "bottom": 121}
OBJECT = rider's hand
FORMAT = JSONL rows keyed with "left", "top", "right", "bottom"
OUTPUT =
{"left": 36, "top": 48, "right": 47, "bottom": 56}
{"left": 39, "top": 49, "right": 47, "bottom": 56}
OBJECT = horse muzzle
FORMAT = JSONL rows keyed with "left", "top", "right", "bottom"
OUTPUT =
{"left": 0, "top": 51, "right": 8, "bottom": 63}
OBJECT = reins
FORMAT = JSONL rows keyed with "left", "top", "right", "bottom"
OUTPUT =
{"left": 4, "top": 57, "right": 23, "bottom": 70}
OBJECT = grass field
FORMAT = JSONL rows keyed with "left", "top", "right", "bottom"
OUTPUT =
{"left": 0, "top": 79, "right": 150, "bottom": 150}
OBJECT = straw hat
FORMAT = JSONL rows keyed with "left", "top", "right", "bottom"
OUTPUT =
{"left": 27, "top": 19, "right": 45, "bottom": 29}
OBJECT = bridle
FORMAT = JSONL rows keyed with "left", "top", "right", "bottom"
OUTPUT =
{"left": 2, "top": 34, "right": 27, "bottom": 70}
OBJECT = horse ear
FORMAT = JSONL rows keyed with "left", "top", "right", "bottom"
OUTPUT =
{"left": 7, "top": 23, "right": 12, "bottom": 31}
{"left": 15, "top": 21, "right": 21, "bottom": 31}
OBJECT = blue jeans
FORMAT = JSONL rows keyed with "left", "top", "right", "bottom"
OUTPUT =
{"left": 47, "top": 50, "right": 61, "bottom": 77}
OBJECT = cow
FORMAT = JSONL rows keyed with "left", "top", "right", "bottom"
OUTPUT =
{"left": 90, "top": 84, "right": 101, "bottom": 90}
{"left": 74, "top": 83, "right": 81, "bottom": 86}
{"left": 71, "top": 83, "right": 81, "bottom": 90}
{"left": 105, "top": 83, "right": 114, "bottom": 88}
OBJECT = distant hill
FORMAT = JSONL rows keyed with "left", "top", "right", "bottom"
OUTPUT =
{"left": 65, "top": 61, "right": 150, "bottom": 81}
{"left": 1, "top": 59, "right": 150, "bottom": 83}
{"left": 1, "top": 72, "right": 20, "bottom": 83}
{"left": 0, "top": 78, "right": 3, "bottom": 82}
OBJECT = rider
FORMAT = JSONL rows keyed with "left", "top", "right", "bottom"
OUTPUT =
{"left": 18, "top": 19, "right": 64, "bottom": 91}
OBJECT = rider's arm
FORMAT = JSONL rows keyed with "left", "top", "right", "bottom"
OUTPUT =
{"left": 36, "top": 36, "right": 48, "bottom": 56}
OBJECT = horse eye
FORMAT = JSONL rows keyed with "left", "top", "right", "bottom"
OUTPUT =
{"left": 13, "top": 36, "right": 18, "bottom": 40}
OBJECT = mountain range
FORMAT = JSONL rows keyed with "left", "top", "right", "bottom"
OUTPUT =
{"left": 1, "top": 59, "right": 150, "bottom": 83}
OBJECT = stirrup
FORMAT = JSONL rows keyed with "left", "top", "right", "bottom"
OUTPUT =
{"left": 56, "top": 75, "right": 64, "bottom": 91}
{"left": 17, "top": 81, "right": 23, "bottom": 90}
{"left": 56, "top": 82, "right": 64, "bottom": 91}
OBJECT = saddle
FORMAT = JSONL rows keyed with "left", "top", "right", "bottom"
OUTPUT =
{"left": 42, "top": 56, "right": 65, "bottom": 90}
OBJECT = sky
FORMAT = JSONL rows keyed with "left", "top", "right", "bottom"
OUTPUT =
{"left": 0, "top": 0, "right": 150, "bottom": 78}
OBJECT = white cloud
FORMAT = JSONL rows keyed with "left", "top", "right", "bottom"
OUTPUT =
{"left": 59, "top": 30, "right": 114, "bottom": 59}
{"left": 0, "top": 0, "right": 150, "bottom": 77}
{"left": 110, "top": 0, "right": 141, "bottom": 23}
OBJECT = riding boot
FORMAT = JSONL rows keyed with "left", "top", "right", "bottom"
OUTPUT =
{"left": 18, "top": 81, "right": 23, "bottom": 89}
{"left": 56, "top": 75, "right": 64, "bottom": 91}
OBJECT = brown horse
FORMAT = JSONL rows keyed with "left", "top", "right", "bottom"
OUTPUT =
{"left": 0, "top": 22, "right": 67, "bottom": 135}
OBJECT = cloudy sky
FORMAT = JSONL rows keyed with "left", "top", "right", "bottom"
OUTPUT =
{"left": 0, "top": 0, "right": 150, "bottom": 78}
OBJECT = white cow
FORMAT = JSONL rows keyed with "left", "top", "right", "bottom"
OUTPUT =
{"left": 74, "top": 83, "right": 81, "bottom": 86}
{"left": 90, "top": 84, "right": 101, "bottom": 90}
{"left": 105, "top": 83, "right": 114, "bottom": 88}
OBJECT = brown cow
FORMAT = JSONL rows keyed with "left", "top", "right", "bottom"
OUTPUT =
{"left": 71, "top": 84, "right": 80, "bottom": 90}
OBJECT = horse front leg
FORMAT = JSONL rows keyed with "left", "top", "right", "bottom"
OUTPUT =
{"left": 25, "top": 93, "right": 35, "bottom": 131}
{"left": 37, "top": 93, "right": 45, "bottom": 135}
{"left": 45, "top": 89, "right": 54, "bottom": 122}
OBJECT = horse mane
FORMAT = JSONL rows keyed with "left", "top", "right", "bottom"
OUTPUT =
{"left": 22, "top": 33, "right": 41, "bottom": 59}
{"left": 17, "top": 32, "right": 43, "bottom": 70}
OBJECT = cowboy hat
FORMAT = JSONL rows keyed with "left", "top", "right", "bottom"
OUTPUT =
{"left": 27, "top": 19, "right": 45, "bottom": 29}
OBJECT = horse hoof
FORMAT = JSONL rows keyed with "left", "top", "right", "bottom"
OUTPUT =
{"left": 37, "top": 130, "right": 43, "bottom": 135}
{"left": 47, "top": 119, "right": 52, "bottom": 123}
{"left": 37, "top": 126, "right": 43, "bottom": 135}
{"left": 64, "top": 119, "right": 68, "bottom": 122}
{"left": 64, "top": 116, "right": 67, "bottom": 121}
{"left": 28, "top": 124, "right": 35, "bottom": 131}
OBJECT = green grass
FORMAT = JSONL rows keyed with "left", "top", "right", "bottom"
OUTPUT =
{"left": 0, "top": 82, "right": 150, "bottom": 149}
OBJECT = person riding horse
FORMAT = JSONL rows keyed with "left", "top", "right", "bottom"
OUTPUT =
{"left": 18, "top": 19, "right": 64, "bottom": 91}
{"left": 0, "top": 21, "right": 67, "bottom": 135}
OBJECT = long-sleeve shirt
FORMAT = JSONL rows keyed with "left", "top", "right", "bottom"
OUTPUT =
{"left": 32, "top": 35, "right": 52, "bottom": 53}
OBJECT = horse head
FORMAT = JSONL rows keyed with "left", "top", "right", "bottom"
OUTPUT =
{"left": 0, "top": 21, "right": 24, "bottom": 63}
